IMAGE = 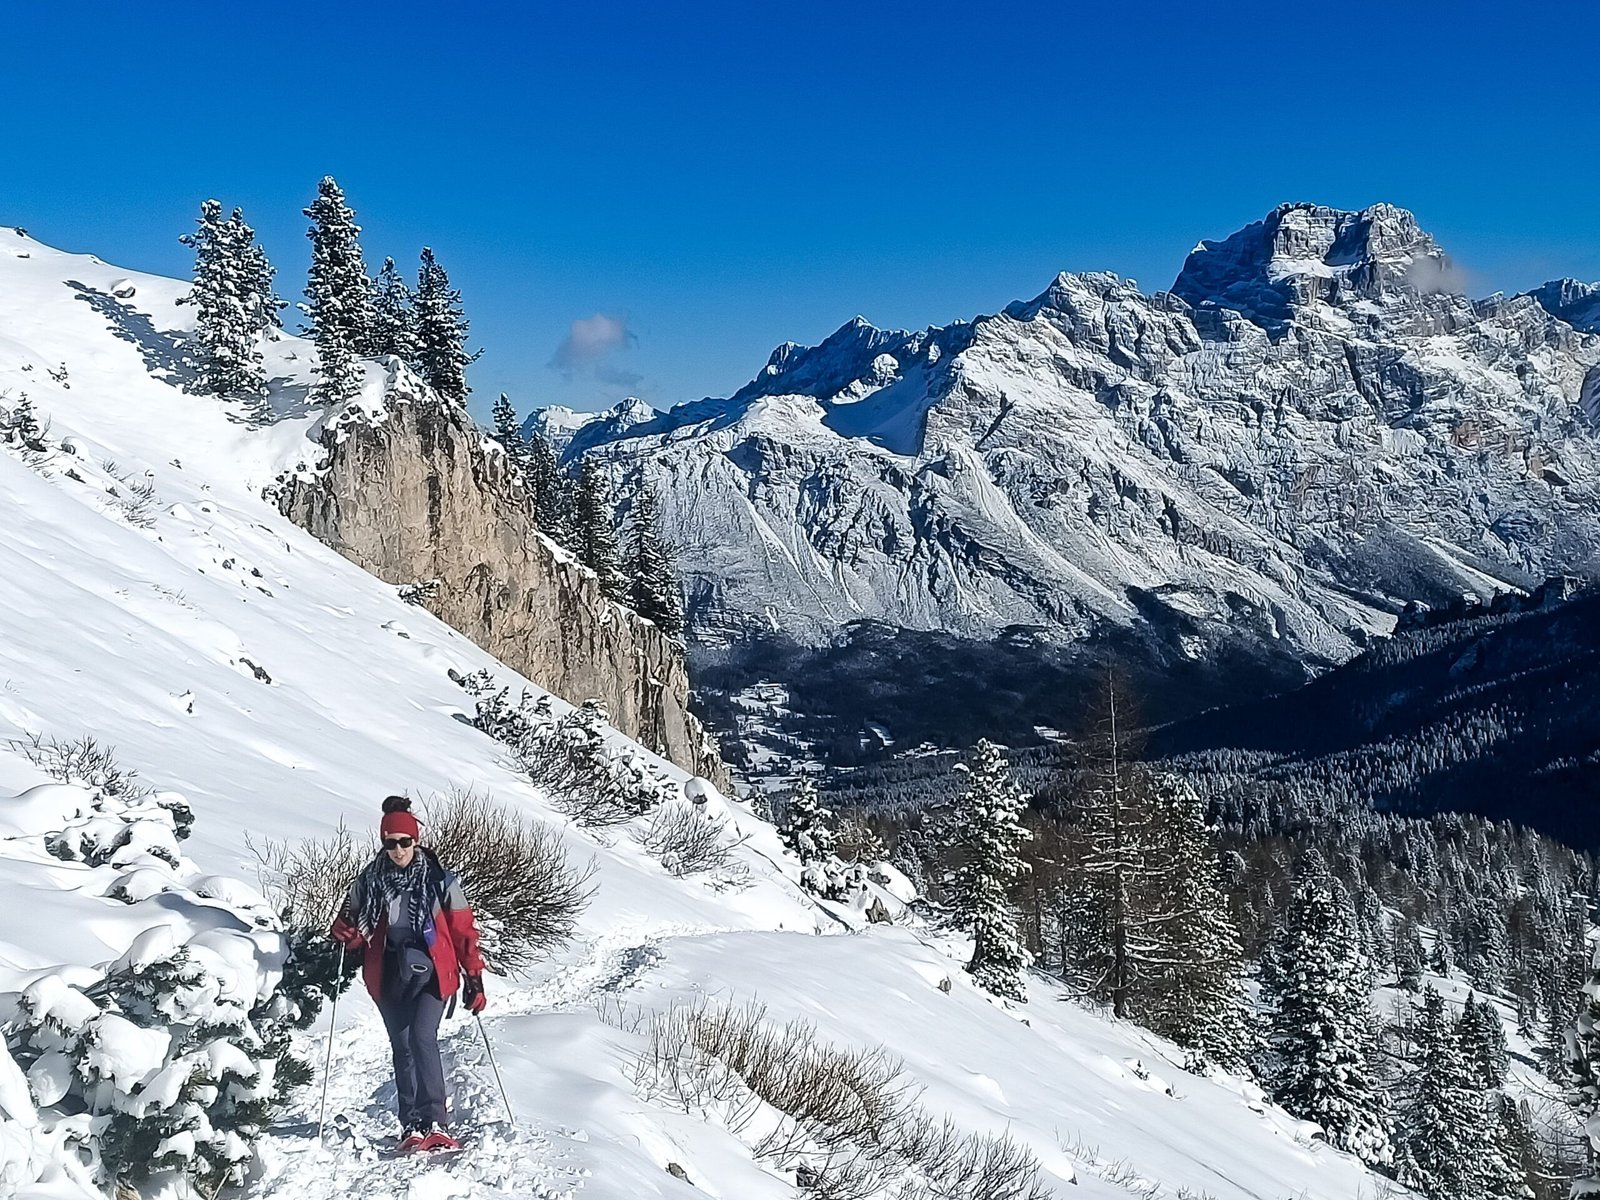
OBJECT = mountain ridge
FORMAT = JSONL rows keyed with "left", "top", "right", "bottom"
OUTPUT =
{"left": 539, "top": 201, "right": 1600, "bottom": 759}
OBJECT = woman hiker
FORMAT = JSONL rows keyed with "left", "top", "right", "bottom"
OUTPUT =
{"left": 331, "top": 795, "right": 488, "bottom": 1151}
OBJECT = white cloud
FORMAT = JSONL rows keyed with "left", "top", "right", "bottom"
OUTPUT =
{"left": 549, "top": 313, "right": 639, "bottom": 386}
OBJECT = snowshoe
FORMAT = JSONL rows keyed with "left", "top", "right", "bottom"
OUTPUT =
{"left": 396, "top": 1129, "right": 429, "bottom": 1153}
{"left": 419, "top": 1125, "right": 460, "bottom": 1152}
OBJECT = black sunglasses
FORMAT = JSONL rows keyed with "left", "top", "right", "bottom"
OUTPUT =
{"left": 383, "top": 837, "right": 415, "bottom": 850}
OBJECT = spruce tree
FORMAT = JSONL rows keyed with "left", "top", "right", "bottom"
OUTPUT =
{"left": 1485, "top": 1095, "right": 1536, "bottom": 1200}
{"left": 1430, "top": 929, "right": 1453, "bottom": 977}
{"left": 177, "top": 199, "right": 267, "bottom": 398}
{"left": 574, "top": 457, "right": 622, "bottom": 598}
{"left": 1567, "top": 944, "right": 1600, "bottom": 1196}
{"left": 369, "top": 255, "right": 421, "bottom": 366}
{"left": 1397, "top": 984, "right": 1490, "bottom": 1199}
{"left": 491, "top": 392, "right": 529, "bottom": 474}
{"left": 526, "top": 429, "right": 571, "bottom": 544}
{"left": 414, "top": 247, "right": 476, "bottom": 404}
{"left": 779, "top": 778, "right": 847, "bottom": 899}
{"left": 946, "top": 739, "right": 1032, "bottom": 1002}
{"left": 1458, "top": 993, "right": 1509, "bottom": 1090}
{"left": 624, "top": 479, "right": 686, "bottom": 637}
{"left": 1394, "top": 917, "right": 1425, "bottom": 991}
{"left": 232, "top": 208, "right": 284, "bottom": 333}
{"left": 6, "top": 394, "right": 44, "bottom": 451}
{"left": 1136, "top": 775, "right": 1252, "bottom": 1071}
{"left": 1262, "top": 873, "right": 1393, "bottom": 1167}
{"left": 303, "top": 176, "right": 375, "bottom": 402}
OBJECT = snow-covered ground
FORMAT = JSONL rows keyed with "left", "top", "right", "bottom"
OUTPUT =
{"left": 0, "top": 229, "right": 1395, "bottom": 1198}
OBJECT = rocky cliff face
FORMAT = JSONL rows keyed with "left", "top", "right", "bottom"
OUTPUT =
{"left": 277, "top": 368, "right": 727, "bottom": 786}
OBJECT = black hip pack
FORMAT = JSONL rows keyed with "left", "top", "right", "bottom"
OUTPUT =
{"left": 387, "top": 943, "right": 436, "bottom": 1003}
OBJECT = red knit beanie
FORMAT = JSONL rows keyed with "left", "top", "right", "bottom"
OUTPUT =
{"left": 380, "top": 795, "right": 420, "bottom": 840}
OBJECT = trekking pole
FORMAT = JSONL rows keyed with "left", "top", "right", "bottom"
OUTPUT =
{"left": 475, "top": 1013, "right": 514, "bottom": 1124}
{"left": 317, "top": 943, "right": 346, "bottom": 1142}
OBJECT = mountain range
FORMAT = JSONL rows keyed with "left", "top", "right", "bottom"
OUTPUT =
{"left": 541, "top": 202, "right": 1600, "bottom": 758}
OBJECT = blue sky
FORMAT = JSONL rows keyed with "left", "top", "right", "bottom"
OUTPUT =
{"left": 8, "top": 1, "right": 1599, "bottom": 422}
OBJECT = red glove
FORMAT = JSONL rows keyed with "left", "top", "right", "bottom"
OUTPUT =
{"left": 463, "top": 972, "right": 486, "bottom": 1014}
{"left": 330, "top": 916, "right": 365, "bottom": 950}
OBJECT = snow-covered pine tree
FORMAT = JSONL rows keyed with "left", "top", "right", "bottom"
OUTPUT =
{"left": 624, "top": 478, "right": 685, "bottom": 637}
{"left": 1457, "top": 992, "right": 1509, "bottom": 1091}
{"left": 491, "top": 392, "right": 529, "bottom": 476}
{"left": 231, "top": 208, "right": 284, "bottom": 333}
{"left": 5, "top": 393, "right": 45, "bottom": 451}
{"left": 527, "top": 429, "right": 573, "bottom": 545}
{"left": 414, "top": 247, "right": 477, "bottom": 404}
{"left": 177, "top": 199, "right": 266, "bottom": 398}
{"left": 946, "top": 739, "right": 1032, "bottom": 1002}
{"left": 1567, "top": 943, "right": 1600, "bottom": 1197}
{"left": 369, "top": 255, "right": 421, "bottom": 366}
{"left": 1262, "top": 872, "right": 1393, "bottom": 1168}
{"left": 1394, "top": 916, "right": 1425, "bottom": 991}
{"left": 779, "top": 777, "right": 851, "bottom": 899}
{"left": 1430, "top": 928, "right": 1453, "bottom": 976}
{"left": 1396, "top": 984, "right": 1491, "bottom": 1199}
{"left": 1135, "top": 774, "right": 1253, "bottom": 1072}
{"left": 574, "top": 456, "right": 623, "bottom": 598}
{"left": 303, "top": 176, "right": 375, "bottom": 403}
{"left": 1485, "top": 1094, "right": 1537, "bottom": 1200}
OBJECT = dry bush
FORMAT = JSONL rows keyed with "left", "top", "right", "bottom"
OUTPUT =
{"left": 421, "top": 788, "right": 595, "bottom": 972}
{"left": 250, "top": 821, "right": 368, "bottom": 932}
{"left": 623, "top": 999, "right": 1055, "bottom": 1200}
{"left": 12, "top": 732, "right": 149, "bottom": 800}
{"left": 101, "top": 462, "right": 160, "bottom": 529}
{"left": 634, "top": 801, "right": 749, "bottom": 884}
{"left": 253, "top": 789, "right": 592, "bottom": 974}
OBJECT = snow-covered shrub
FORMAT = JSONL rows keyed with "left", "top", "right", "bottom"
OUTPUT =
{"left": 634, "top": 800, "right": 749, "bottom": 886}
{"left": 44, "top": 790, "right": 190, "bottom": 870}
{"left": 398, "top": 577, "right": 441, "bottom": 606}
{"left": 778, "top": 779, "right": 861, "bottom": 902}
{"left": 0, "top": 392, "right": 47, "bottom": 453}
{"left": 422, "top": 788, "right": 593, "bottom": 972}
{"left": 625, "top": 998, "right": 1053, "bottom": 1200}
{"left": 6, "top": 928, "right": 301, "bottom": 1193}
{"left": 834, "top": 812, "right": 889, "bottom": 867}
{"left": 0, "top": 749, "right": 320, "bottom": 1195}
{"left": 454, "top": 671, "right": 675, "bottom": 826}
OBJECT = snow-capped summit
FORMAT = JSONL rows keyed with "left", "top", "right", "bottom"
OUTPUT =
{"left": 1525, "top": 277, "right": 1600, "bottom": 333}
{"left": 523, "top": 395, "right": 659, "bottom": 459}
{"left": 555, "top": 202, "right": 1600, "bottom": 735}
{"left": 1171, "top": 201, "right": 1455, "bottom": 329}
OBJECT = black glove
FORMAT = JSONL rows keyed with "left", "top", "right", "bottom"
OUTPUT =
{"left": 463, "top": 972, "right": 486, "bottom": 1014}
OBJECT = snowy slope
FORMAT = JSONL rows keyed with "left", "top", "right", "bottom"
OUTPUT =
{"left": 0, "top": 228, "right": 1390, "bottom": 1199}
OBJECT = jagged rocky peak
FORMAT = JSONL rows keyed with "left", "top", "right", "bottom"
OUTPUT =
{"left": 735, "top": 314, "right": 975, "bottom": 408}
{"left": 1526, "top": 278, "right": 1600, "bottom": 333}
{"left": 1171, "top": 201, "right": 1457, "bottom": 328}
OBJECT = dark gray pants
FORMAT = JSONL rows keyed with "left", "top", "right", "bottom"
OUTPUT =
{"left": 376, "top": 986, "right": 447, "bottom": 1129}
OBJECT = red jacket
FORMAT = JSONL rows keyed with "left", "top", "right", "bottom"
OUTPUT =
{"left": 331, "top": 852, "right": 485, "bottom": 1002}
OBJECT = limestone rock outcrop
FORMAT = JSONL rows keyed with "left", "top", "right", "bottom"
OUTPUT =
{"left": 277, "top": 371, "right": 726, "bottom": 786}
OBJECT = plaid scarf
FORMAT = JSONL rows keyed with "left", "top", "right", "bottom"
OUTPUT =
{"left": 352, "top": 848, "right": 444, "bottom": 945}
